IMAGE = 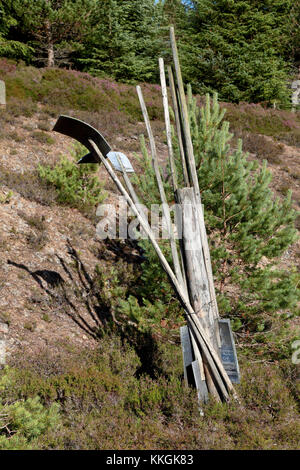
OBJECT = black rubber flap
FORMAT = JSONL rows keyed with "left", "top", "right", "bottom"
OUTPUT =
{"left": 53, "top": 115, "right": 111, "bottom": 163}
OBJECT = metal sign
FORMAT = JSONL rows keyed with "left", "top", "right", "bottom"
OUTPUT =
{"left": 107, "top": 151, "right": 134, "bottom": 173}
{"left": 218, "top": 319, "right": 240, "bottom": 384}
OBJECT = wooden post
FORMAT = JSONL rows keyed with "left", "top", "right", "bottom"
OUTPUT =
{"left": 159, "top": 58, "right": 178, "bottom": 192}
{"left": 176, "top": 188, "right": 216, "bottom": 346}
{"left": 176, "top": 187, "right": 225, "bottom": 398}
{"left": 167, "top": 65, "right": 189, "bottom": 187}
{"left": 0, "top": 320, "right": 8, "bottom": 367}
{"left": 159, "top": 59, "right": 188, "bottom": 294}
{"left": 136, "top": 85, "right": 184, "bottom": 289}
{"left": 170, "top": 26, "right": 200, "bottom": 201}
{"left": 0, "top": 80, "right": 6, "bottom": 109}
{"left": 169, "top": 26, "right": 221, "bottom": 347}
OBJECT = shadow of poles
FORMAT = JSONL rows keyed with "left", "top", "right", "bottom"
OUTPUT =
{"left": 8, "top": 239, "right": 162, "bottom": 378}
{"left": 7, "top": 255, "right": 104, "bottom": 340}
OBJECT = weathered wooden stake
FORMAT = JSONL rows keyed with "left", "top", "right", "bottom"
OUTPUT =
{"left": 136, "top": 85, "right": 184, "bottom": 289}
{"left": 0, "top": 80, "right": 6, "bottom": 108}
{"left": 176, "top": 188, "right": 215, "bottom": 344}
{"left": 170, "top": 26, "right": 200, "bottom": 201}
{"left": 167, "top": 66, "right": 189, "bottom": 187}
{"left": 159, "top": 58, "right": 178, "bottom": 192}
{"left": 170, "top": 26, "right": 221, "bottom": 348}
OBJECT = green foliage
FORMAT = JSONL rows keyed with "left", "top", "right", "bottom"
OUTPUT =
{"left": 131, "top": 134, "right": 172, "bottom": 208}
{"left": 0, "top": 1, "right": 33, "bottom": 59}
{"left": 0, "top": 367, "right": 60, "bottom": 450}
{"left": 186, "top": 90, "right": 299, "bottom": 327}
{"left": 0, "top": 190, "right": 13, "bottom": 204}
{"left": 0, "top": 0, "right": 298, "bottom": 104}
{"left": 38, "top": 144, "right": 106, "bottom": 212}
{"left": 31, "top": 130, "right": 55, "bottom": 145}
{"left": 78, "top": 0, "right": 165, "bottom": 83}
{"left": 183, "top": 0, "right": 293, "bottom": 104}
{"left": 118, "top": 294, "right": 183, "bottom": 336}
{"left": 7, "top": 0, "right": 98, "bottom": 67}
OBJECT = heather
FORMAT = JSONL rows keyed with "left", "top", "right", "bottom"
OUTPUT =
{"left": 1, "top": 338, "right": 299, "bottom": 450}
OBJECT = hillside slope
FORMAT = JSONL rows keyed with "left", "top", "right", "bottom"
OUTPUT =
{"left": 0, "top": 62, "right": 299, "bottom": 450}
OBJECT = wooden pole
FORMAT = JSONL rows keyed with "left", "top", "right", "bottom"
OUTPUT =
{"left": 117, "top": 155, "right": 149, "bottom": 239}
{"left": 136, "top": 85, "right": 184, "bottom": 289}
{"left": 177, "top": 187, "right": 224, "bottom": 396}
{"left": 169, "top": 26, "right": 200, "bottom": 201}
{"left": 197, "top": 204, "right": 221, "bottom": 347}
{"left": 159, "top": 58, "right": 178, "bottom": 192}
{"left": 0, "top": 320, "right": 8, "bottom": 368}
{"left": 159, "top": 59, "right": 188, "bottom": 294}
{"left": 167, "top": 65, "right": 189, "bottom": 187}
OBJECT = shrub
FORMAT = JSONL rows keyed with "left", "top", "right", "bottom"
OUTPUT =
{"left": 0, "top": 190, "right": 13, "bottom": 204}
{"left": 0, "top": 367, "right": 61, "bottom": 450}
{"left": 2, "top": 341, "right": 299, "bottom": 449}
{"left": 235, "top": 132, "right": 284, "bottom": 164}
{"left": 38, "top": 143, "right": 107, "bottom": 213}
{"left": 0, "top": 164, "right": 57, "bottom": 206}
{"left": 31, "top": 131, "right": 55, "bottom": 145}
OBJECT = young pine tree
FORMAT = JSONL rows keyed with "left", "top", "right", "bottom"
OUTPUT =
{"left": 131, "top": 90, "right": 299, "bottom": 339}
{"left": 187, "top": 89, "right": 299, "bottom": 332}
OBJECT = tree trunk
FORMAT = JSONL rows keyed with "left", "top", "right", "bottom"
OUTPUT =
{"left": 46, "top": 20, "right": 55, "bottom": 67}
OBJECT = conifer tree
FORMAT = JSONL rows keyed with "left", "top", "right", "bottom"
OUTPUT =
{"left": 79, "top": 0, "right": 165, "bottom": 82}
{"left": 132, "top": 91, "right": 299, "bottom": 334}
{"left": 0, "top": 1, "right": 32, "bottom": 59}
{"left": 186, "top": 90, "right": 299, "bottom": 330}
{"left": 9, "top": 0, "right": 98, "bottom": 67}
{"left": 182, "top": 0, "right": 293, "bottom": 104}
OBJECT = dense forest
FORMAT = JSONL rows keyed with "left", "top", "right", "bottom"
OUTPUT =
{"left": 0, "top": 0, "right": 299, "bottom": 104}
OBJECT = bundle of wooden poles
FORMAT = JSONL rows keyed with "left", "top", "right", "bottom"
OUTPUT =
{"left": 87, "top": 27, "right": 239, "bottom": 404}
